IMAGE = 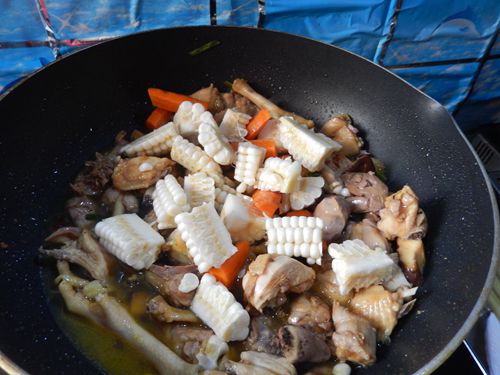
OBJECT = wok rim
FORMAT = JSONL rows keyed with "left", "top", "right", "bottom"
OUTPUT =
{"left": 0, "top": 25, "right": 498, "bottom": 375}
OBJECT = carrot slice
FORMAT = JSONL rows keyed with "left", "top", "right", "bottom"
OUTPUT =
{"left": 148, "top": 88, "right": 209, "bottom": 112}
{"left": 146, "top": 108, "right": 174, "bottom": 130}
{"left": 252, "top": 190, "right": 282, "bottom": 217}
{"left": 286, "top": 210, "right": 313, "bottom": 217}
{"left": 248, "top": 139, "right": 277, "bottom": 158}
{"left": 246, "top": 108, "right": 271, "bottom": 140}
{"left": 209, "top": 241, "right": 250, "bottom": 288}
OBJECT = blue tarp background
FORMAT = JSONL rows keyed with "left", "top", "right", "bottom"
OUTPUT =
{"left": 0, "top": 0, "right": 499, "bottom": 130}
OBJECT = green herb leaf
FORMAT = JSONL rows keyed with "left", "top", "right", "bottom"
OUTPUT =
{"left": 188, "top": 40, "right": 221, "bottom": 56}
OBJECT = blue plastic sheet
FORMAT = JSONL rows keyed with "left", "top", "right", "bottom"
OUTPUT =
{"left": 217, "top": 0, "right": 258, "bottom": 26}
{"left": 0, "top": 0, "right": 47, "bottom": 42}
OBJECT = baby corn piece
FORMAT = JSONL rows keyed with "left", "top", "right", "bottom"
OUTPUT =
{"left": 191, "top": 274, "right": 250, "bottom": 341}
{"left": 255, "top": 157, "right": 302, "bottom": 193}
{"left": 120, "top": 122, "right": 179, "bottom": 156}
{"left": 278, "top": 116, "right": 342, "bottom": 172}
{"left": 266, "top": 216, "right": 324, "bottom": 265}
{"left": 198, "top": 122, "right": 235, "bottom": 165}
{"left": 329, "top": 239, "right": 394, "bottom": 295}
{"left": 174, "top": 101, "right": 217, "bottom": 140}
{"left": 175, "top": 202, "right": 236, "bottom": 272}
{"left": 290, "top": 176, "right": 325, "bottom": 210}
{"left": 219, "top": 108, "right": 251, "bottom": 141}
{"left": 234, "top": 142, "right": 266, "bottom": 193}
{"left": 170, "top": 136, "right": 224, "bottom": 186}
{"left": 184, "top": 172, "right": 215, "bottom": 207}
{"left": 152, "top": 175, "right": 190, "bottom": 229}
{"left": 95, "top": 213, "right": 164, "bottom": 270}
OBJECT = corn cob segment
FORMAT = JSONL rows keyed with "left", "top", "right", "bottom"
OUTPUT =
{"left": 290, "top": 176, "right": 325, "bottom": 210}
{"left": 152, "top": 175, "right": 190, "bottom": 229}
{"left": 221, "top": 194, "right": 266, "bottom": 242}
{"left": 255, "top": 157, "right": 302, "bottom": 193}
{"left": 234, "top": 142, "right": 266, "bottom": 193}
{"left": 197, "top": 122, "right": 235, "bottom": 165}
{"left": 328, "top": 239, "right": 394, "bottom": 295}
{"left": 170, "top": 136, "right": 224, "bottom": 186}
{"left": 120, "top": 122, "right": 179, "bottom": 157}
{"left": 191, "top": 274, "right": 250, "bottom": 341}
{"left": 195, "top": 335, "right": 229, "bottom": 370}
{"left": 219, "top": 108, "right": 251, "bottom": 141}
{"left": 184, "top": 172, "right": 215, "bottom": 208}
{"left": 173, "top": 101, "right": 217, "bottom": 140}
{"left": 214, "top": 184, "right": 238, "bottom": 212}
{"left": 278, "top": 116, "right": 342, "bottom": 172}
{"left": 266, "top": 216, "right": 324, "bottom": 265}
{"left": 95, "top": 213, "right": 164, "bottom": 270}
{"left": 175, "top": 202, "right": 237, "bottom": 272}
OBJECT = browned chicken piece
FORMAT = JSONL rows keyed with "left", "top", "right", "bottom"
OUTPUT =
{"left": 345, "top": 154, "right": 375, "bottom": 173}
{"left": 242, "top": 254, "right": 316, "bottom": 312}
{"left": 349, "top": 285, "right": 403, "bottom": 341}
{"left": 163, "top": 324, "right": 213, "bottom": 363}
{"left": 145, "top": 265, "right": 199, "bottom": 307}
{"left": 66, "top": 196, "right": 98, "bottom": 228}
{"left": 331, "top": 302, "right": 377, "bottom": 366}
{"left": 146, "top": 295, "right": 200, "bottom": 324}
{"left": 313, "top": 195, "right": 351, "bottom": 241}
{"left": 396, "top": 238, "right": 425, "bottom": 285}
{"left": 244, "top": 316, "right": 280, "bottom": 354}
{"left": 377, "top": 185, "right": 428, "bottom": 240}
{"left": 190, "top": 84, "right": 226, "bottom": 114}
{"left": 112, "top": 156, "right": 175, "bottom": 191}
{"left": 71, "top": 152, "right": 115, "bottom": 196}
{"left": 342, "top": 172, "right": 388, "bottom": 213}
{"left": 311, "top": 269, "right": 353, "bottom": 306}
{"left": 347, "top": 218, "right": 390, "bottom": 251}
{"left": 320, "top": 115, "right": 362, "bottom": 156}
{"left": 277, "top": 325, "right": 331, "bottom": 363}
{"left": 288, "top": 294, "right": 332, "bottom": 333}
{"left": 224, "top": 351, "right": 297, "bottom": 375}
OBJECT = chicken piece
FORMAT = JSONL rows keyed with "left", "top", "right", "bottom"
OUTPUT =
{"left": 311, "top": 269, "right": 354, "bottom": 306}
{"left": 71, "top": 152, "right": 115, "bottom": 196}
{"left": 66, "top": 196, "right": 98, "bottom": 228}
{"left": 342, "top": 173, "right": 388, "bottom": 213}
{"left": 245, "top": 316, "right": 280, "bottom": 354}
{"left": 165, "top": 229, "right": 194, "bottom": 265}
{"left": 224, "top": 351, "right": 297, "bottom": 375}
{"left": 276, "top": 325, "right": 331, "bottom": 364}
{"left": 320, "top": 165, "right": 349, "bottom": 196}
{"left": 191, "top": 84, "right": 226, "bottom": 114}
{"left": 331, "top": 302, "right": 376, "bottom": 366}
{"left": 40, "top": 229, "right": 114, "bottom": 282}
{"left": 320, "top": 115, "right": 363, "bottom": 156}
{"left": 383, "top": 252, "right": 412, "bottom": 292}
{"left": 377, "top": 185, "right": 428, "bottom": 240}
{"left": 242, "top": 254, "right": 316, "bottom": 312}
{"left": 147, "top": 295, "right": 200, "bottom": 323}
{"left": 347, "top": 218, "right": 389, "bottom": 252}
{"left": 349, "top": 285, "right": 403, "bottom": 341}
{"left": 164, "top": 325, "right": 213, "bottom": 363}
{"left": 396, "top": 238, "right": 426, "bottom": 285}
{"left": 313, "top": 195, "right": 351, "bottom": 241}
{"left": 288, "top": 294, "right": 332, "bottom": 333}
{"left": 345, "top": 154, "right": 375, "bottom": 174}
{"left": 102, "top": 187, "right": 139, "bottom": 216}
{"left": 146, "top": 265, "right": 199, "bottom": 307}
{"left": 112, "top": 156, "right": 174, "bottom": 191}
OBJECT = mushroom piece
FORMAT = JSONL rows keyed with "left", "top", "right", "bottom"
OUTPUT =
{"left": 288, "top": 294, "right": 332, "bottom": 333}
{"left": 71, "top": 152, "right": 115, "bottom": 197}
{"left": 45, "top": 227, "right": 81, "bottom": 244}
{"left": 163, "top": 325, "right": 213, "bottom": 363}
{"left": 112, "top": 156, "right": 175, "bottom": 191}
{"left": 347, "top": 218, "right": 390, "bottom": 252}
{"left": 320, "top": 115, "right": 362, "bottom": 156}
{"left": 147, "top": 295, "right": 200, "bottom": 323}
{"left": 66, "top": 196, "right": 98, "bottom": 228}
{"left": 276, "top": 325, "right": 331, "bottom": 363}
{"left": 232, "top": 79, "right": 314, "bottom": 128}
{"left": 311, "top": 269, "right": 354, "bottom": 306}
{"left": 396, "top": 238, "right": 426, "bottom": 285}
{"left": 102, "top": 187, "right": 139, "bottom": 215}
{"left": 331, "top": 302, "right": 377, "bottom": 366}
{"left": 342, "top": 172, "right": 388, "bottom": 213}
{"left": 377, "top": 185, "right": 428, "bottom": 240}
{"left": 245, "top": 315, "right": 280, "bottom": 354}
{"left": 313, "top": 195, "right": 351, "bottom": 241}
{"left": 40, "top": 229, "right": 114, "bottom": 282}
{"left": 242, "top": 254, "right": 316, "bottom": 312}
{"left": 224, "top": 351, "right": 297, "bottom": 375}
{"left": 145, "top": 265, "right": 199, "bottom": 307}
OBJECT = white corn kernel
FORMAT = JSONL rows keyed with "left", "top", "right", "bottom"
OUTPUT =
{"left": 152, "top": 175, "right": 190, "bottom": 229}
{"left": 178, "top": 273, "right": 200, "bottom": 293}
{"left": 290, "top": 176, "right": 325, "bottom": 210}
{"left": 196, "top": 335, "right": 229, "bottom": 370}
{"left": 198, "top": 122, "right": 235, "bottom": 165}
{"left": 255, "top": 157, "right": 301, "bottom": 193}
{"left": 184, "top": 172, "right": 215, "bottom": 208}
{"left": 234, "top": 142, "right": 266, "bottom": 190}
{"left": 120, "top": 122, "right": 179, "bottom": 156}
{"left": 174, "top": 101, "right": 217, "bottom": 140}
{"left": 214, "top": 184, "right": 237, "bottom": 212}
{"left": 95, "top": 213, "right": 164, "bottom": 270}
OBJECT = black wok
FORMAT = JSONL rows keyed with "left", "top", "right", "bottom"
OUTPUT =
{"left": 0, "top": 26, "right": 498, "bottom": 375}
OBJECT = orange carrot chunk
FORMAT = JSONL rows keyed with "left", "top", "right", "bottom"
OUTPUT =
{"left": 148, "top": 88, "right": 209, "bottom": 112}
{"left": 252, "top": 190, "right": 282, "bottom": 217}
{"left": 209, "top": 241, "right": 250, "bottom": 288}
{"left": 146, "top": 108, "right": 174, "bottom": 130}
{"left": 248, "top": 139, "right": 277, "bottom": 158}
{"left": 246, "top": 108, "right": 271, "bottom": 140}
{"left": 286, "top": 210, "right": 313, "bottom": 217}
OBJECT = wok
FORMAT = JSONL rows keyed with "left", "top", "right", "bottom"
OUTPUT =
{"left": 0, "top": 26, "right": 498, "bottom": 375}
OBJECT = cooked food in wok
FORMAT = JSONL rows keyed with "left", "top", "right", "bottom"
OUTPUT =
{"left": 40, "top": 78, "right": 428, "bottom": 375}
